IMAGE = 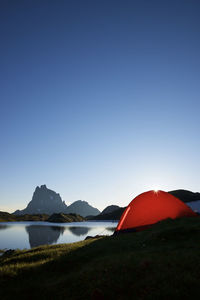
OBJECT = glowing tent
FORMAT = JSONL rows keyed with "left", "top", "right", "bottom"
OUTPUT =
{"left": 115, "top": 190, "right": 197, "bottom": 233}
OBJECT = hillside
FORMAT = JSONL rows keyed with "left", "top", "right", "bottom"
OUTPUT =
{"left": 0, "top": 211, "right": 49, "bottom": 222}
{"left": 47, "top": 213, "right": 85, "bottom": 223}
{"left": 88, "top": 207, "right": 126, "bottom": 220}
{"left": 0, "top": 216, "right": 200, "bottom": 299}
{"left": 0, "top": 211, "right": 85, "bottom": 223}
{"left": 65, "top": 200, "right": 100, "bottom": 217}
{"left": 101, "top": 205, "right": 120, "bottom": 215}
{"left": 168, "top": 189, "right": 200, "bottom": 202}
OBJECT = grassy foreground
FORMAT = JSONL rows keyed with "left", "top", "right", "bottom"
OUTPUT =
{"left": 1, "top": 217, "right": 200, "bottom": 299}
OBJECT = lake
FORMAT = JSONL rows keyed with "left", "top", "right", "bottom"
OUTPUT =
{"left": 0, "top": 221, "right": 118, "bottom": 250}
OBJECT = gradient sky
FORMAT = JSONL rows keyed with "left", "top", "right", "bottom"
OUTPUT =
{"left": 1, "top": 0, "right": 200, "bottom": 212}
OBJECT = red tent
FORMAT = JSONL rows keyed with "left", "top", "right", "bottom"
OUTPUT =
{"left": 115, "top": 190, "right": 197, "bottom": 233}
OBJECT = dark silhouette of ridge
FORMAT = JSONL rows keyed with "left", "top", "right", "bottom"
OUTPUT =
{"left": 168, "top": 189, "right": 200, "bottom": 203}
{"left": 101, "top": 205, "right": 120, "bottom": 215}
{"left": 65, "top": 200, "right": 100, "bottom": 217}
{"left": 13, "top": 185, "right": 100, "bottom": 217}
{"left": 88, "top": 207, "right": 126, "bottom": 220}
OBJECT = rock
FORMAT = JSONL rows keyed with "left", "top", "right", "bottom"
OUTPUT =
{"left": 14, "top": 185, "right": 67, "bottom": 215}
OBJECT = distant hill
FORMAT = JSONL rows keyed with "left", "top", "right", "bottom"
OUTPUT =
{"left": 13, "top": 185, "right": 100, "bottom": 217}
{"left": 168, "top": 189, "right": 200, "bottom": 203}
{"left": 101, "top": 205, "right": 120, "bottom": 215}
{"left": 88, "top": 207, "right": 126, "bottom": 220}
{"left": 0, "top": 211, "right": 16, "bottom": 222}
{"left": 65, "top": 200, "right": 100, "bottom": 217}
{"left": 47, "top": 213, "right": 85, "bottom": 223}
{"left": 0, "top": 211, "right": 49, "bottom": 222}
{"left": 0, "top": 211, "right": 85, "bottom": 223}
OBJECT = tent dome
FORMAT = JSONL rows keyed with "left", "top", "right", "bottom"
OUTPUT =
{"left": 115, "top": 190, "right": 197, "bottom": 233}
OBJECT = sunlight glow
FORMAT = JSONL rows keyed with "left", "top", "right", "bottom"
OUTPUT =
{"left": 152, "top": 186, "right": 160, "bottom": 193}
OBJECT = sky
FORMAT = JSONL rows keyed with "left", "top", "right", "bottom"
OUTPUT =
{"left": 1, "top": 0, "right": 200, "bottom": 212}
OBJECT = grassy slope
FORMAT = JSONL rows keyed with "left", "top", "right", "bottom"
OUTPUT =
{"left": 1, "top": 217, "right": 200, "bottom": 299}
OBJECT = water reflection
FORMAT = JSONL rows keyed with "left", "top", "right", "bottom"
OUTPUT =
{"left": 0, "top": 221, "right": 118, "bottom": 250}
{"left": 68, "top": 227, "right": 91, "bottom": 236}
{"left": 25, "top": 226, "right": 65, "bottom": 248}
{"left": 0, "top": 225, "right": 9, "bottom": 230}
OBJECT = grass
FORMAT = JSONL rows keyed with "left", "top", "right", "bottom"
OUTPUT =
{"left": 1, "top": 216, "right": 200, "bottom": 299}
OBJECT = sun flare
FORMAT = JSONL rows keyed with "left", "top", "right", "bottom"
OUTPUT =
{"left": 152, "top": 186, "right": 160, "bottom": 192}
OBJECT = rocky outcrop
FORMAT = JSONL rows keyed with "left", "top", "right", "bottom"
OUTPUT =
{"left": 14, "top": 185, "right": 67, "bottom": 215}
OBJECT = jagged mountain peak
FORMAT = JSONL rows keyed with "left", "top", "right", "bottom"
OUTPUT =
{"left": 13, "top": 185, "right": 100, "bottom": 217}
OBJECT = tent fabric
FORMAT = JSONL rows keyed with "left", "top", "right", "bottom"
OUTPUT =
{"left": 115, "top": 190, "right": 197, "bottom": 233}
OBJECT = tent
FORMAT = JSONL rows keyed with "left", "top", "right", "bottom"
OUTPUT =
{"left": 115, "top": 190, "right": 197, "bottom": 233}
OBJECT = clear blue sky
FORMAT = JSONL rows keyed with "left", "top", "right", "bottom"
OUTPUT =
{"left": 1, "top": 0, "right": 200, "bottom": 212}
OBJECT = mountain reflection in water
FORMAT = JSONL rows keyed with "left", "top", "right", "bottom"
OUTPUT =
{"left": 0, "top": 222, "right": 118, "bottom": 250}
{"left": 0, "top": 225, "right": 9, "bottom": 230}
{"left": 25, "top": 226, "right": 92, "bottom": 248}
{"left": 68, "top": 227, "right": 91, "bottom": 236}
{"left": 25, "top": 226, "right": 65, "bottom": 248}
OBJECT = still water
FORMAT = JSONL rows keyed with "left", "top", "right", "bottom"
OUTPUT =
{"left": 0, "top": 221, "right": 118, "bottom": 250}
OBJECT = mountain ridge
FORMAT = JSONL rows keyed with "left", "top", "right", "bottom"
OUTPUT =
{"left": 12, "top": 188, "right": 200, "bottom": 220}
{"left": 13, "top": 185, "right": 100, "bottom": 217}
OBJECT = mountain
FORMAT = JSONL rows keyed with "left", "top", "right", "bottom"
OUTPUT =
{"left": 87, "top": 207, "right": 126, "bottom": 220}
{"left": 14, "top": 185, "right": 67, "bottom": 215}
{"left": 168, "top": 189, "right": 200, "bottom": 203}
{"left": 13, "top": 185, "right": 100, "bottom": 217}
{"left": 101, "top": 205, "right": 120, "bottom": 215}
{"left": 65, "top": 200, "right": 100, "bottom": 217}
